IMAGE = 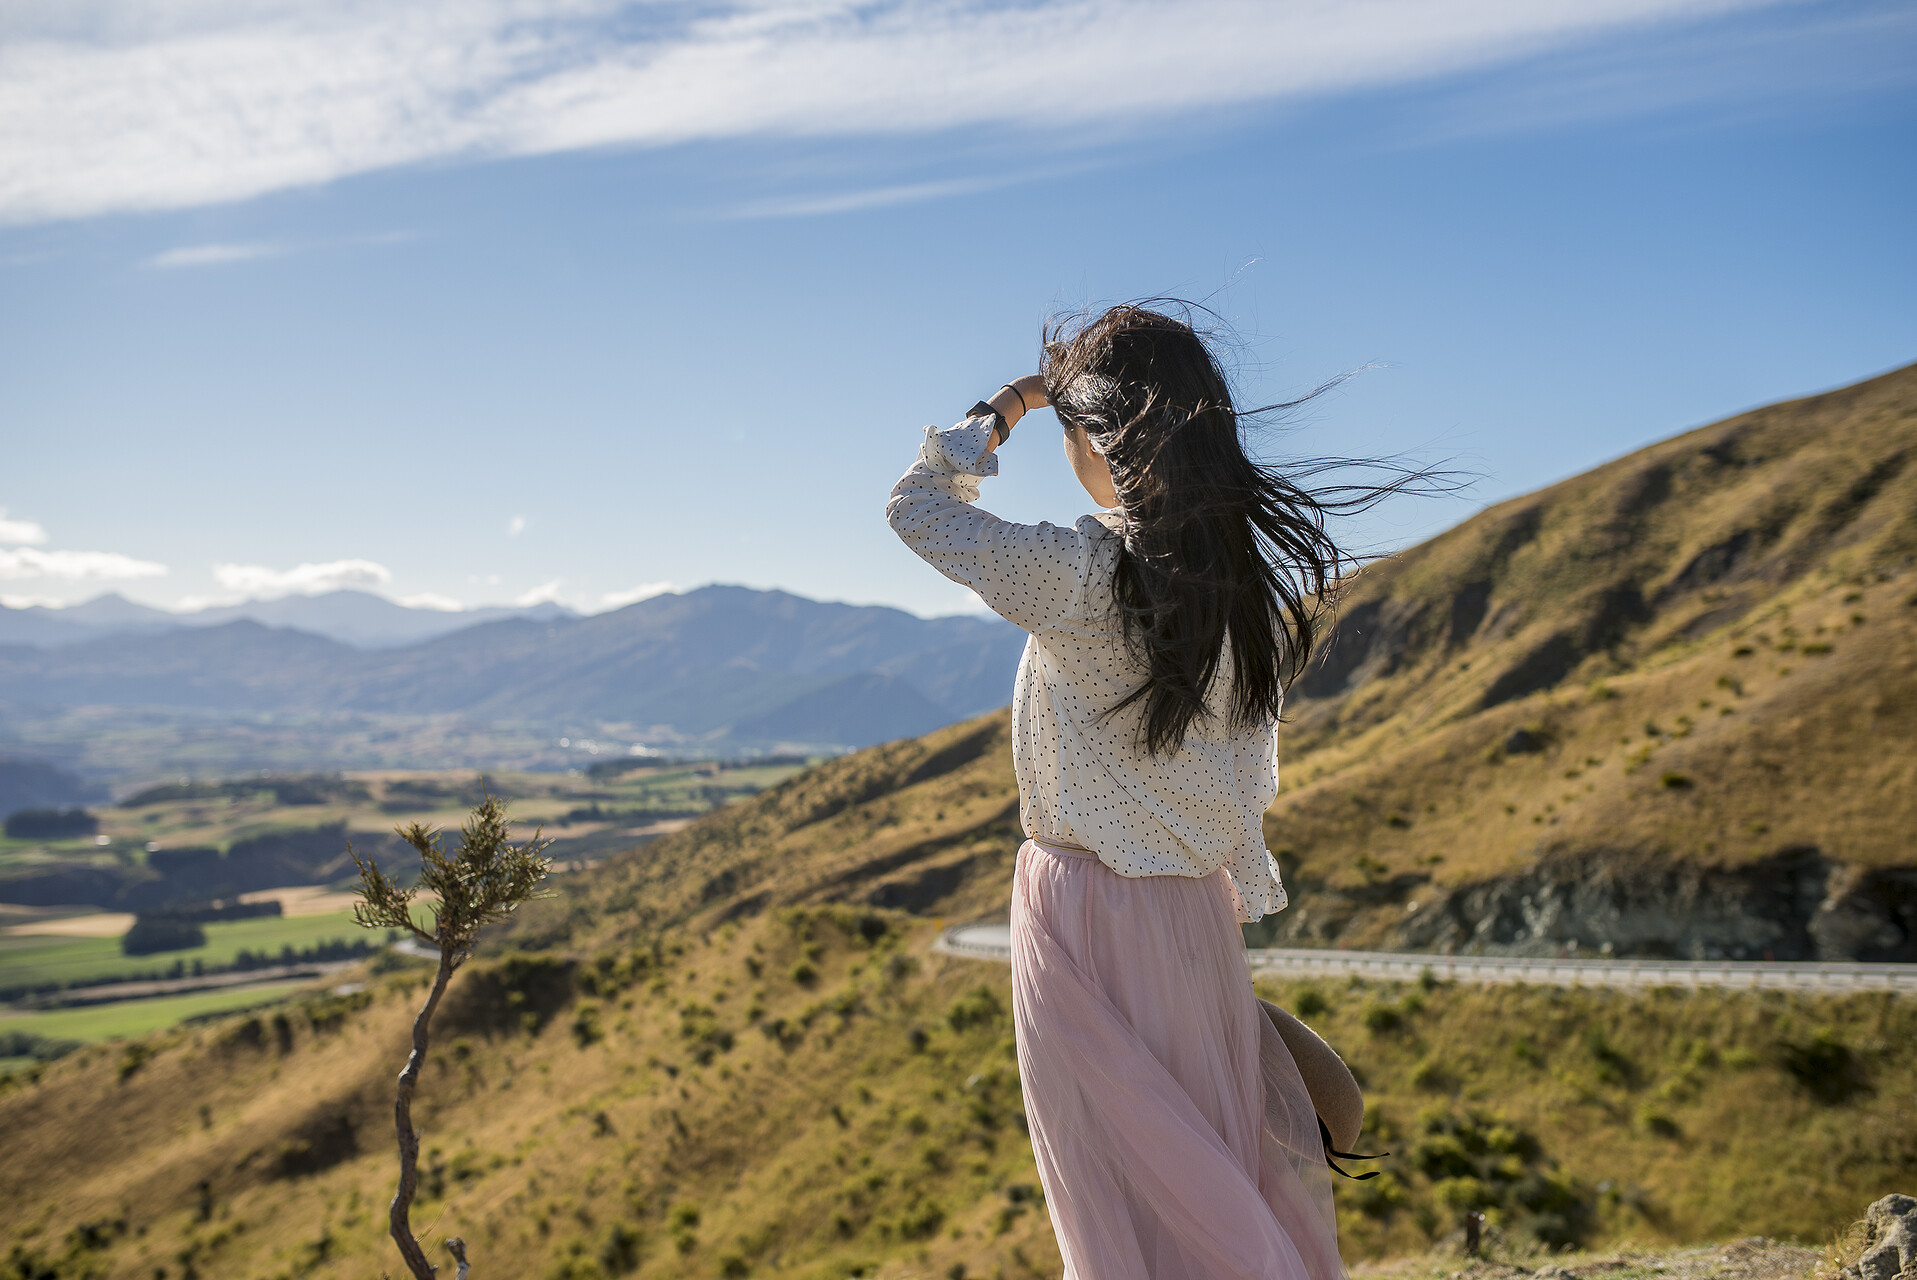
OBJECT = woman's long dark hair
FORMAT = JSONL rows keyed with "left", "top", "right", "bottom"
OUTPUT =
{"left": 1043, "top": 302, "right": 1439, "bottom": 755}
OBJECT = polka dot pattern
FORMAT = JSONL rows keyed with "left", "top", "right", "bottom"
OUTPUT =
{"left": 885, "top": 414, "right": 1288, "bottom": 923}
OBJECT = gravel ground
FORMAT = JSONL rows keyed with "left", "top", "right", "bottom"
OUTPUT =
{"left": 1351, "top": 1236, "right": 1826, "bottom": 1280}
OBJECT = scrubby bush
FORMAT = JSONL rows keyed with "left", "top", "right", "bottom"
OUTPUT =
{"left": 1293, "top": 987, "right": 1330, "bottom": 1018}
{"left": 1363, "top": 1003, "right": 1403, "bottom": 1034}
{"left": 1778, "top": 1029, "right": 1868, "bottom": 1104}
{"left": 1407, "top": 1109, "right": 1590, "bottom": 1246}
{"left": 571, "top": 1002, "right": 605, "bottom": 1048}
{"left": 599, "top": 1224, "right": 644, "bottom": 1275}
{"left": 945, "top": 986, "right": 1003, "bottom": 1033}
{"left": 678, "top": 1003, "right": 734, "bottom": 1063}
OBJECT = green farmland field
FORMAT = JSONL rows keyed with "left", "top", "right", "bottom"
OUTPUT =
{"left": 0, "top": 908, "right": 424, "bottom": 992}
{"left": 0, "top": 979, "right": 310, "bottom": 1049}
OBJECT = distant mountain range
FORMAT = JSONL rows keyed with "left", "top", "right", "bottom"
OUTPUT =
{"left": 0, "top": 586, "right": 1027, "bottom": 755}
{"left": 0, "top": 590, "right": 575, "bottom": 650}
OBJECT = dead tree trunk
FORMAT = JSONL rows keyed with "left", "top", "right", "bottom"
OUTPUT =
{"left": 390, "top": 948, "right": 455, "bottom": 1279}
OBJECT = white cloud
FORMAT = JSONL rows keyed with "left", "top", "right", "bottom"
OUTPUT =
{"left": 0, "top": 547, "right": 167, "bottom": 581}
{"left": 0, "top": 593, "right": 69, "bottom": 609}
{"left": 148, "top": 241, "right": 283, "bottom": 268}
{"left": 514, "top": 578, "right": 564, "bottom": 606}
{"left": 397, "top": 591, "right": 466, "bottom": 612}
{"left": 0, "top": 510, "right": 49, "bottom": 545}
{"left": 507, "top": 515, "right": 527, "bottom": 536}
{"left": 0, "top": 0, "right": 1799, "bottom": 226}
{"left": 212, "top": 557, "right": 391, "bottom": 596}
{"left": 733, "top": 175, "right": 1023, "bottom": 219}
{"left": 598, "top": 581, "right": 675, "bottom": 610}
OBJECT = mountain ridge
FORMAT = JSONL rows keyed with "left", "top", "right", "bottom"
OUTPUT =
{"left": 0, "top": 585, "right": 1029, "bottom": 754}
{"left": 0, "top": 589, "right": 578, "bottom": 650}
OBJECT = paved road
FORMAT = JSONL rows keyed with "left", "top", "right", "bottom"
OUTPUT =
{"left": 932, "top": 923, "right": 1917, "bottom": 993}
{"left": 15, "top": 960, "right": 361, "bottom": 1009}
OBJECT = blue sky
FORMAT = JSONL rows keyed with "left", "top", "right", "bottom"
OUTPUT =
{"left": 1, "top": 0, "right": 1912, "bottom": 618}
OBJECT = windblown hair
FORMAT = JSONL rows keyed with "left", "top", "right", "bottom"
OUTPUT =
{"left": 1043, "top": 302, "right": 1433, "bottom": 755}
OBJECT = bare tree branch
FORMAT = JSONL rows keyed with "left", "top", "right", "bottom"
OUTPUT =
{"left": 351, "top": 792, "right": 553, "bottom": 1278}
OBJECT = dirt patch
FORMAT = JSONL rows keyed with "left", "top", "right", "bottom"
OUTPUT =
{"left": 236, "top": 885, "right": 362, "bottom": 917}
{"left": 1352, "top": 1238, "right": 1821, "bottom": 1280}
{"left": 1, "top": 910, "right": 134, "bottom": 938}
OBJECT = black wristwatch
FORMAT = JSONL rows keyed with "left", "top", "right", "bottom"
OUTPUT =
{"left": 967, "top": 400, "right": 1009, "bottom": 445}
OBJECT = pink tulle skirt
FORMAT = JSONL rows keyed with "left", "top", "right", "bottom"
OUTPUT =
{"left": 1010, "top": 838, "right": 1346, "bottom": 1280}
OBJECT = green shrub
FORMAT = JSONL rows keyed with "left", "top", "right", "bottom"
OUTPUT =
{"left": 1586, "top": 1028, "right": 1636, "bottom": 1086}
{"left": 1778, "top": 1029, "right": 1867, "bottom": 1104}
{"left": 1293, "top": 988, "right": 1329, "bottom": 1018}
{"left": 1408, "top": 1109, "right": 1589, "bottom": 1246}
{"left": 117, "top": 1042, "right": 155, "bottom": 1081}
{"left": 945, "top": 986, "right": 1003, "bottom": 1033}
{"left": 893, "top": 1198, "right": 945, "bottom": 1240}
{"left": 1637, "top": 1104, "right": 1680, "bottom": 1138}
{"left": 678, "top": 1003, "right": 734, "bottom": 1064}
{"left": 571, "top": 1003, "right": 605, "bottom": 1048}
{"left": 1363, "top": 1003, "right": 1403, "bottom": 1034}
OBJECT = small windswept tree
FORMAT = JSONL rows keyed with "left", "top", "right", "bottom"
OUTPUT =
{"left": 351, "top": 794, "right": 553, "bottom": 1279}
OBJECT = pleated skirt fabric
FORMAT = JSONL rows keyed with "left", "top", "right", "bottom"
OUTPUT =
{"left": 1010, "top": 838, "right": 1346, "bottom": 1280}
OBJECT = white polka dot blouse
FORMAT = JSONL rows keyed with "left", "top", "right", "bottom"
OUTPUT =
{"left": 885, "top": 412, "right": 1288, "bottom": 923}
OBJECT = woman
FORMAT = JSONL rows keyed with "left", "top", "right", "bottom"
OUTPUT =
{"left": 886, "top": 304, "right": 1362, "bottom": 1280}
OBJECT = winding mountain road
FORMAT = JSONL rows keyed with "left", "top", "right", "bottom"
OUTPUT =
{"left": 932, "top": 923, "right": 1917, "bottom": 993}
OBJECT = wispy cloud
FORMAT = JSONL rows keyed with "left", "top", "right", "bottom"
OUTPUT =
{"left": 0, "top": 0, "right": 1807, "bottom": 226}
{"left": 395, "top": 592, "right": 465, "bottom": 612}
{"left": 212, "top": 558, "right": 391, "bottom": 595}
{"left": 0, "top": 509, "right": 49, "bottom": 545}
{"left": 0, "top": 593, "right": 71, "bottom": 609}
{"left": 598, "top": 581, "right": 675, "bottom": 610}
{"left": 515, "top": 579, "right": 565, "bottom": 607}
{"left": 507, "top": 515, "right": 527, "bottom": 536}
{"left": 733, "top": 175, "right": 1022, "bottom": 219}
{"left": 0, "top": 547, "right": 167, "bottom": 581}
{"left": 148, "top": 241, "right": 284, "bottom": 269}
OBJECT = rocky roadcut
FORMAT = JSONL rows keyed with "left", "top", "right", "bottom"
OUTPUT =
{"left": 1241, "top": 363, "right": 1917, "bottom": 961}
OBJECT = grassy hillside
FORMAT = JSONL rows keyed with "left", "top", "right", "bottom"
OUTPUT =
{"left": 3, "top": 367, "right": 1914, "bottom": 1279}
{"left": 1252, "top": 362, "right": 1917, "bottom": 957}
{"left": 2, "top": 711, "right": 1910, "bottom": 1280}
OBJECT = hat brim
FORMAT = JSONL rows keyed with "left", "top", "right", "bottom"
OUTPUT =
{"left": 1258, "top": 997, "right": 1364, "bottom": 1154}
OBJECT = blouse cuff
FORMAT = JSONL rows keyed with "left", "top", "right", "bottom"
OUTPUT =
{"left": 922, "top": 417, "right": 1000, "bottom": 480}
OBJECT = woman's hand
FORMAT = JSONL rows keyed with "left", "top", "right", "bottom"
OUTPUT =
{"left": 984, "top": 374, "right": 1051, "bottom": 448}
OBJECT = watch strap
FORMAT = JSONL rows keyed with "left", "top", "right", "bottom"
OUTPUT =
{"left": 967, "top": 400, "right": 1009, "bottom": 444}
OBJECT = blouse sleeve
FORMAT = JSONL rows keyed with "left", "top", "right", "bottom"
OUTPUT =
{"left": 886, "top": 415, "right": 1091, "bottom": 635}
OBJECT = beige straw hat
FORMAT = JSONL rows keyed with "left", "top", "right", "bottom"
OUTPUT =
{"left": 1257, "top": 998, "right": 1365, "bottom": 1155}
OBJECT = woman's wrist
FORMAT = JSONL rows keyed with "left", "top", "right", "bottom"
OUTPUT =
{"left": 987, "top": 375, "right": 1049, "bottom": 431}
{"left": 987, "top": 384, "right": 1026, "bottom": 429}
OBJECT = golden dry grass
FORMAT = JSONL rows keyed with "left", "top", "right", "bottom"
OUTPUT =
{"left": 3, "top": 367, "right": 1914, "bottom": 1279}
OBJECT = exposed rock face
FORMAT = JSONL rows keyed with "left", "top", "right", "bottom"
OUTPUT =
{"left": 1258, "top": 846, "right": 1917, "bottom": 961}
{"left": 1844, "top": 1195, "right": 1917, "bottom": 1280}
